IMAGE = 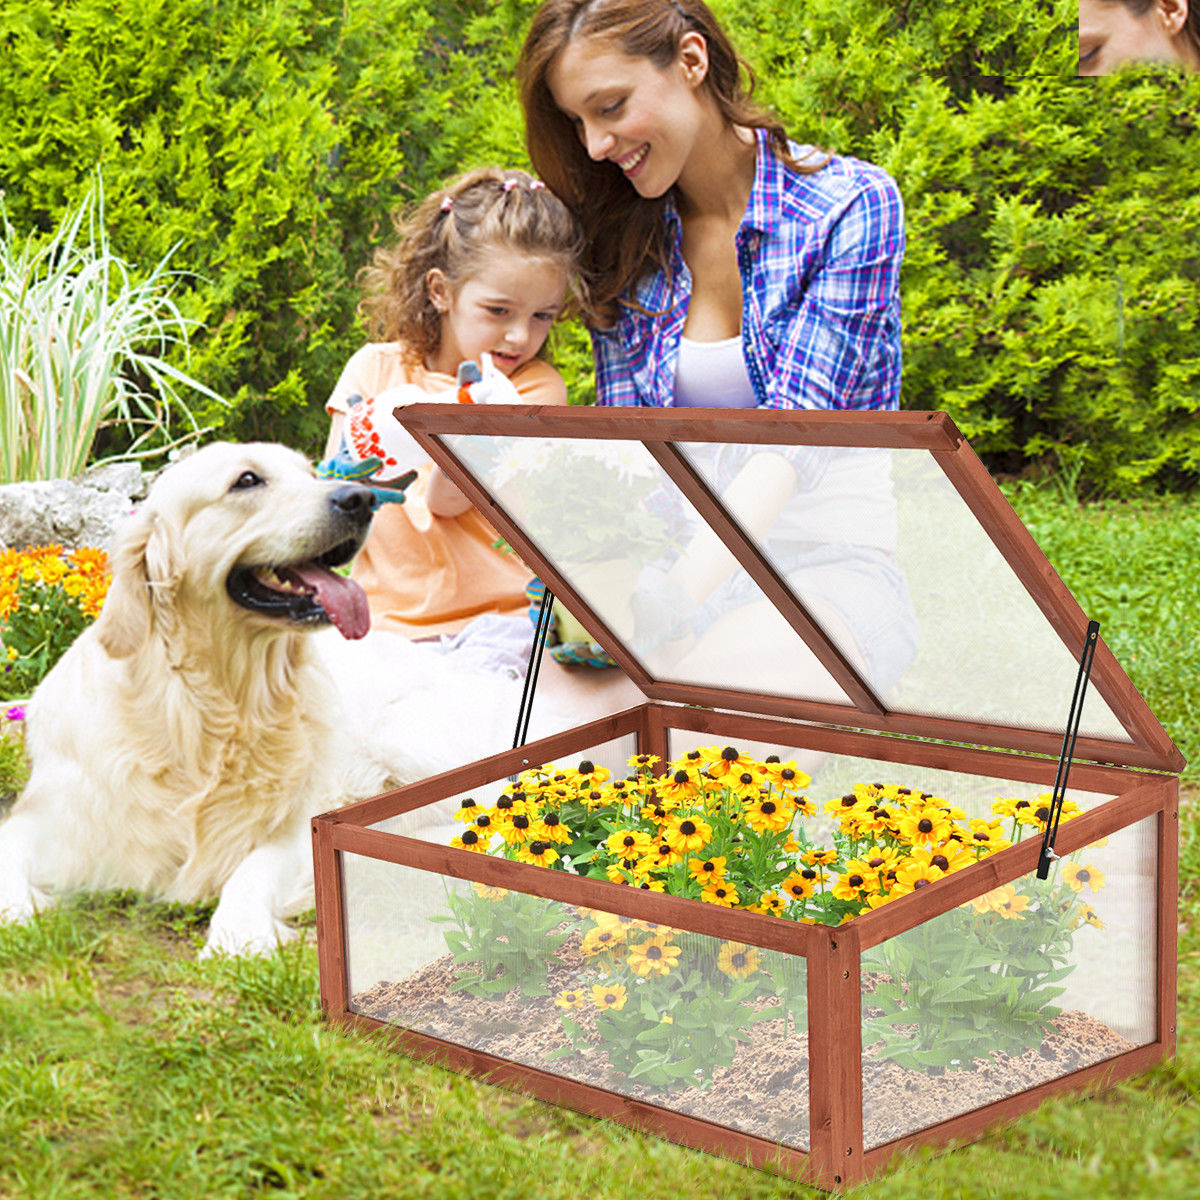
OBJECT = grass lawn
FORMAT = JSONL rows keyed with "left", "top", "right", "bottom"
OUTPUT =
{"left": 1, "top": 483, "right": 1197, "bottom": 1199}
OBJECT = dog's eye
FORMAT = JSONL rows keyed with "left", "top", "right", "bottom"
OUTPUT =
{"left": 230, "top": 471, "right": 265, "bottom": 491}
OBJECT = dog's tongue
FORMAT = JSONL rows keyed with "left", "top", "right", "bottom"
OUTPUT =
{"left": 290, "top": 563, "right": 371, "bottom": 640}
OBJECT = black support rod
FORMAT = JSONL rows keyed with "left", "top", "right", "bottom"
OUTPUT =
{"left": 1036, "top": 620, "right": 1101, "bottom": 880}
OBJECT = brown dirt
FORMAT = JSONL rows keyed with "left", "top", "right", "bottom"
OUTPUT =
{"left": 350, "top": 944, "right": 1137, "bottom": 1152}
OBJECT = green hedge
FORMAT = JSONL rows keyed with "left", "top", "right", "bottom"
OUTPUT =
{"left": 1, "top": 0, "right": 1197, "bottom": 492}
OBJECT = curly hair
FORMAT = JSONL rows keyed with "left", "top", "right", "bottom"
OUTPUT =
{"left": 518, "top": 0, "right": 824, "bottom": 328}
{"left": 357, "top": 166, "right": 583, "bottom": 363}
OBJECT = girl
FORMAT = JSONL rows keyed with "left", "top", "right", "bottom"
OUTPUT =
{"left": 516, "top": 0, "right": 917, "bottom": 699}
{"left": 324, "top": 166, "right": 581, "bottom": 671}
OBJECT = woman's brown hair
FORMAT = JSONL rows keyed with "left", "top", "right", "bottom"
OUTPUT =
{"left": 519, "top": 0, "right": 821, "bottom": 328}
{"left": 358, "top": 166, "right": 582, "bottom": 363}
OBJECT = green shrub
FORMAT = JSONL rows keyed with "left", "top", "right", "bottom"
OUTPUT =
{"left": 2, "top": 1, "right": 1197, "bottom": 492}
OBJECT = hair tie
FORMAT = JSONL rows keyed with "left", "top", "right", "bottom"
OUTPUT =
{"left": 502, "top": 179, "right": 519, "bottom": 193}
{"left": 440, "top": 195, "right": 454, "bottom": 212}
{"left": 529, "top": 179, "right": 546, "bottom": 191}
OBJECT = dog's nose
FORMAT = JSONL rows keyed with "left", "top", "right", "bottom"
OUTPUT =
{"left": 330, "top": 484, "right": 376, "bottom": 516}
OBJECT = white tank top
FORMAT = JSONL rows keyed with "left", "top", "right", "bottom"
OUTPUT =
{"left": 673, "top": 334, "right": 758, "bottom": 408}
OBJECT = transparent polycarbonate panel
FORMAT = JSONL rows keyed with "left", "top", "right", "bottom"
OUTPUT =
{"left": 859, "top": 816, "right": 1157, "bottom": 1149}
{"left": 677, "top": 443, "right": 1129, "bottom": 741}
{"left": 343, "top": 856, "right": 811, "bottom": 1151}
{"left": 441, "top": 433, "right": 851, "bottom": 705}
{"left": 367, "top": 734, "right": 638, "bottom": 840}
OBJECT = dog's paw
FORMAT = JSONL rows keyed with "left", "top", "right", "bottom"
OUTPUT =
{"left": 199, "top": 910, "right": 297, "bottom": 960}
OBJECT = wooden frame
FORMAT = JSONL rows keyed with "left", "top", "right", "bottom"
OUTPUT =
{"left": 315, "top": 407, "right": 1180, "bottom": 1187}
{"left": 313, "top": 703, "right": 1179, "bottom": 1190}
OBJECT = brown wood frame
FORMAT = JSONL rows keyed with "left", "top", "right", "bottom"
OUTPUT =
{"left": 313, "top": 700, "right": 1178, "bottom": 1190}
{"left": 393, "top": 403, "right": 1182, "bottom": 773}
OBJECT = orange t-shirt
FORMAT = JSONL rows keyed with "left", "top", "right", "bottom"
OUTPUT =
{"left": 326, "top": 343, "right": 566, "bottom": 637}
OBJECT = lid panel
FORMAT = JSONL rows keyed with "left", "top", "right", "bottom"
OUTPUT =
{"left": 676, "top": 441, "right": 1131, "bottom": 744}
{"left": 396, "top": 405, "right": 1181, "bottom": 771}
{"left": 443, "top": 431, "right": 853, "bottom": 705}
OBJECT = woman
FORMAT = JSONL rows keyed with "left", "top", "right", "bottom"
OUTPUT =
{"left": 1079, "top": 0, "right": 1200, "bottom": 75}
{"left": 517, "top": 0, "right": 917, "bottom": 701}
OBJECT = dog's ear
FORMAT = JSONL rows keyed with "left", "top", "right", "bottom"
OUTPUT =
{"left": 94, "top": 508, "right": 180, "bottom": 659}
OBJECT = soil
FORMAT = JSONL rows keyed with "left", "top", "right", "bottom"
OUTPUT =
{"left": 350, "top": 940, "right": 1137, "bottom": 1152}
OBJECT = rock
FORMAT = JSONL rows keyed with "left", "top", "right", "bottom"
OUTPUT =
{"left": 0, "top": 465, "right": 153, "bottom": 553}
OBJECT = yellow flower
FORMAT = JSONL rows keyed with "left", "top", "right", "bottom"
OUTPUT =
{"left": 700, "top": 880, "right": 740, "bottom": 908}
{"left": 717, "top": 942, "right": 761, "bottom": 979}
{"left": 1073, "top": 904, "right": 1105, "bottom": 930}
{"left": 781, "top": 869, "right": 818, "bottom": 902}
{"left": 831, "top": 860, "right": 878, "bottom": 901}
{"left": 562, "top": 758, "right": 611, "bottom": 790}
{"left": 626, "top": 937, "right": 682, "bottom": 977}
{"left": 965, "top": 817, "right": 1010, "bottom": 854}
{"left": 658, "top": 768, "right": 701, "bottom": 806}
{"left": 801, "top": 847, "right": 838, "bottom": 868}
{"left": 604, "top": 828, "right": 655, "bottom": 861}
{"left": 749, "top": 890, "right": 786, "bottom": 916}
{"left": 688, "top": 855, "right": 726, "bottom": 883}
{"left": 449, "top": 829, "right": 489, "bottom": 853}
{"left": 702, "top": 745, "right": 758, "bottom": 780}
{"left": 895, "top": 807, "right": 953, "bottom": 848}
{"left": 626, "top": 752, "right": 661, "bottom": 774}
{"left": 471, "top": 883, "right": 507, "bottom": 900}
{"left": 452, "top": 797, "right": 482, "bottom": 823}
{"left": 725, "top": 767, "right": 765, "bottom": 801}
{"left": 531, "top": 811, "right": 573, "bottom": 844}
{"left": 969, "top": 883, "right": 1028, "bottom": 919}
{"left": 664, "top": 813, "right": 713, "bottom": 854}
{"left": 592, "top": 983, "right": 627, "bottom": 1010}
{"left": 580, "top": 924, "right": 626, "bottom": 956}
{"left": 1062, "top": 861, "right": 1106, "bottom": 893}
{"left": 643, "top": 839, "right": 684, "bottom": 870}
{"left": 554, "top": 988, "right": 586, "bottom": 1009}
{"left": 513, "top": 840, "right": 560, "bottom": 867}
{"left": 890, "top": 859, "right": 945, "bottom": 896}
{"left": 759, "top": 759, "right": 810, "bottom": 792}
{"left": 496, "top": 811, "right": 537, "bottom": 844}
{"left": 742, "top": 794, "right": 794, "bottom": 834}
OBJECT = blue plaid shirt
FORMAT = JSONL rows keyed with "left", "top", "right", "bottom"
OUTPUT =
{"left": 592, "top": 129, "right": 904, "bottom": 413}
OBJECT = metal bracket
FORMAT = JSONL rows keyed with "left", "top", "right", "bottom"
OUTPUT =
{"left": 513, "top": 584, "right": 555, "bottom": 752}
{"left": 1036, "top": 620, "right": 1100, "bottom": 880}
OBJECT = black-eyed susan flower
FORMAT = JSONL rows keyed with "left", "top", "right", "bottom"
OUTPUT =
{"left": 452, "top": 797, "right": 481, "bottom": 823}
{"left": 554, "top": 988, "right": 586, "bottom": 1009}
{"left": 563, "top": 759, "right": 611, "bottom": 790}
{"left": 580, "top": 924, "right": 626, "bottom": 956}
{"left": 760, "top": 759, "right": 811, "bottom": 793}
{"left": 626, "top": 752, "right": 661, "bottom": 774}
{"left": 450, "top": 828, "right": 489, "bottom": 853}
{"left": 832, "top": 860, "right": 878, "bottom": 901}
{"left": 1074, "top": 904, "right": 1105, "bottom": 930}
{"left": 907, "top": 843, "right": 972, "bottom": 876}
{"left": 604, "top": 828, "right": 655, "bottom": 861}
{"left": 626, "top": 937, "right": 682, "bottom": 977}
{"left": 471, "top": 883, "right": 507, "bottom": 900}
{"left": 688, "top": 855, "right": 726, "bottom": 883}
{"left": 664, "top": 813, "right": 713, "bottom": 855}
{"left": 497, "top": 811, "right": 537, "bottom": 845}
{"left": 592, "top": 983, "right": 627, "bottom": 1010}
{"left": 717, "top": 942, "right": 761, "bottom": 979}
{"left": 749, "top": 890, "right": 786, "bottom": 916}
{"left": 514, "top": 840, "right": 560, "bottom": 867}
{"left": 966, "top": 817, "right": 1010, "bottom": 854}
{"left": 531, "top": 810, "right": 573, "bottom": 844}
{"left": 700, "top": 880, "right": 740, "bottom": 908}
{"left": 802, "top": 848, "right": 838, "bottom": 868}
{"left": 781, "top": 870, "right": 817, "bottom": 902}
{"left": 890, "top": 859, "right": 945, "bottom": 895}
{"left": 659, "top": 768, "right": 700, "bottom": 806}
{"left": 727, "top": 767, "right": 765, "bottom": 802}
{"left": 743, "top": 794, "right": 794, "bottom": 834}
{"left": 895, "top": 807, "right": 953, "bottom": 848}
{"left": 704, "top": 745, "right": 758, "bottom": 780}
{"left": 1062, "top": 861, "right": 1106, "bottom": 892}
{"left": 644, "top": 840, "right": 684, "bottom": 871}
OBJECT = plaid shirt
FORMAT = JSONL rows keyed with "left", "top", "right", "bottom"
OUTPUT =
{"left": 592, "top": 129, "right": 904, "bottom": 413}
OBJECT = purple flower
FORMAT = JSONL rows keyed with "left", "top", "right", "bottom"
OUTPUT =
{"left": 4, "top": 706, "right": 24, "bottom": 721}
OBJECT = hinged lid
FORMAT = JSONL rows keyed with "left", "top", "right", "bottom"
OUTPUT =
{"left": 396, "top": 405, "right": 1182, "bottom": 774}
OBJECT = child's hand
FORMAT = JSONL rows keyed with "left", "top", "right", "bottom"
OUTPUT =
{"left": 456, "top": 354, "right": 522, "bottom": 405}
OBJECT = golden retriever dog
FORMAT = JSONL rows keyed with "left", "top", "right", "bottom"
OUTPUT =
{"left": 0, "top": 442, "right": 382, "bottom": 957}
{"left": 0, "top": 441, "right": 646, "bottom": 958}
